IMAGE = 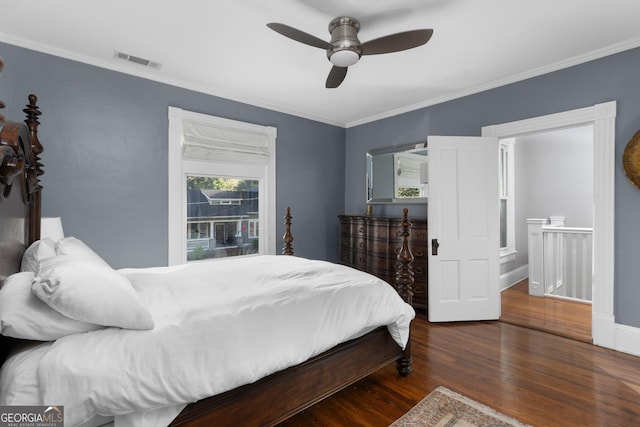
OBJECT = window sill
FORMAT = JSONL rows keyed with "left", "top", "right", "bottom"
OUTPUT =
{"left": 500, "top": 250, "right": 517, "bottom": 264}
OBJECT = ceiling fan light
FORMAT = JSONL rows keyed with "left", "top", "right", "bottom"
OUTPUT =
{"left": 329, "top": 50, "right": 360, "bottom": 67}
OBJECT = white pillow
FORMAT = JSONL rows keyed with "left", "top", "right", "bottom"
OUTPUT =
{"left": 0, "top": 271, "right": 103, "bottom": 340}
{"left": 20, "top": 238, "right": 57, "bottom": 273}
{"left": 32, "top": 256, "right": 154, "bottom": 330}
{"left": 55, "top": 236, "right": 110, "bottom": 267}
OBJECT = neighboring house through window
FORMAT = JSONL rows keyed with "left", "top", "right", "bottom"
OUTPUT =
{"left": 185, "top": 185, "right": 259, "bottom": 260}
{"left": 168, "top": 107, "right": 277, "bottom": 265}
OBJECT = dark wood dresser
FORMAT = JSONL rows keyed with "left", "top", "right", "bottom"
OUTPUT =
{"left": 338, "top": 215, "right": 427, "bottom": 309}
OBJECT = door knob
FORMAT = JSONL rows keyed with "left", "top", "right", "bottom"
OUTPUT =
{"left": 431, "top": 238, "right": 439, "bottom": 256}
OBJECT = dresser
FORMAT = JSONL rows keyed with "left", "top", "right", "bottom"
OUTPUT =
{"left": 338, "top": 215, "right": 427, "bottom": 309}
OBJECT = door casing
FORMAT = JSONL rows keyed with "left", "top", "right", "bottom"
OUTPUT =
{"left": 482, "top": 101, "right": 616, "bottom": 349}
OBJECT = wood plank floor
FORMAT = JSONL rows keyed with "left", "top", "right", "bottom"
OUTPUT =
{"left": 501, "top": 279, "right": 592, "bottom": 343}
{"left": 278, "top": 312, "right": 640, "bottom": 426}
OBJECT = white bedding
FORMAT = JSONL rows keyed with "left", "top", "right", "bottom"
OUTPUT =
{"left": 1, "top": 255, "right": 415, "bottom": 427}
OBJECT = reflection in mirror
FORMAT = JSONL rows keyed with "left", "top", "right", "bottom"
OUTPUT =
{"left": 366, "top": 143, "right": 428, "bottom": 204}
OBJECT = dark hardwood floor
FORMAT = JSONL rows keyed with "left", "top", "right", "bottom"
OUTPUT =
{"left": 500, "top": 279, "right": 592, "bottom": 343}
{"left": 278, "top": 312, "right": 640, "bottom": 426}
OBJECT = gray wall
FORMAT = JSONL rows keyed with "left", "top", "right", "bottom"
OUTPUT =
{"left": 345, "top": 47, "right": 640, "bottom": 329}
{"left": 4, "top": 41, "right": 640, "bottom": 329}
{"left": 518, "top": 126, "right": 593, "bottom": 228}
{"left": 0, "top": 42, "right": 346, "bottom": 268}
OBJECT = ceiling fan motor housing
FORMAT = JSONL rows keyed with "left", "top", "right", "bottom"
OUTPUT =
{"left": 327, "top": 16, "right": 362, "bottom": 67}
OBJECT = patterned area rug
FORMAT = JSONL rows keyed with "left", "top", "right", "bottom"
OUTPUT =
{"left": 390, "top": 386, "right": 531, "bottom": 427}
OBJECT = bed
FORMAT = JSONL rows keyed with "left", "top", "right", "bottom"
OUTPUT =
{"left": 0, "top": 87, "right": 416, "bottom": 426}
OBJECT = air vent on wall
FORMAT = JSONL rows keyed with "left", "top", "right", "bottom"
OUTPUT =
{"left": 113, "top": 50, "right": 162, "bottom": 69}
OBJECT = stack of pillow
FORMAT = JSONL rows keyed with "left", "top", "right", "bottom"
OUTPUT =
{"left": 0, "top": 237, "right": 154, "bottom": 341}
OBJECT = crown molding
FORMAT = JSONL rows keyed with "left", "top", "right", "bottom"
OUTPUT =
{"left": 0, "top": 33, "right": 345, "bottom": 128}
{"left": 2, "top": 32, "right": 640, "bottom": 130}
{"left": 346, "top": 37, "right": 640, "bottom": 128}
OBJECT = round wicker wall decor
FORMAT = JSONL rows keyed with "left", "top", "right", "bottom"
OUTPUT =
{"left": 623, "top": 129, "right": 640, "bottom": 190}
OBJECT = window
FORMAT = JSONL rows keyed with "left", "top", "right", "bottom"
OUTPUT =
{"left": 186, "top": 176, "right": 259, "bottom": 261}
{"left": 499, "top": 138, "right": 516, "bottom": 263}
{"left": 168, "top": 107, "right": 276, "bottom": 265}
{"left": 248, "top": 219, "right": 259, "bottom": 239}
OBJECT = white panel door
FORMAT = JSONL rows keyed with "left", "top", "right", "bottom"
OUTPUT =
{"left": 428, "top": 136, "right": 500, "bottom": 322}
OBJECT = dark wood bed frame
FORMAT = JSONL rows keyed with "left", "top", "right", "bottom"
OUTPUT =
{"left": 0, "top": 68, "right": 414, "bottom": 426}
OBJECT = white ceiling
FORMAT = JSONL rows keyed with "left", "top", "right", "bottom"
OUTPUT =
{"left": 2, "top": 0, "right": 640, "bottom": 127}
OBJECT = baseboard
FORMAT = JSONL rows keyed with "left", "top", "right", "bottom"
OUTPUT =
{"left": 592, "top": 312, "right": 616, "bottom": 348}
{"left": 614, "top": 324, "right": 640, "bottom": 357}
{"left": 593, "top": 313, "right": 640, "bottom": 357}
{"left": 500, "top": 264, "right": 528, "bottom": 291}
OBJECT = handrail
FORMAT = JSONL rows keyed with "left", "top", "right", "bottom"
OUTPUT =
{"left": 543, "top": 226, "right": 593, "bottom": 234}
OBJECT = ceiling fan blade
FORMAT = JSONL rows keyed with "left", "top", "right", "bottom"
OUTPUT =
{"left": 326, "top": 66, "right": 348, "bottom": 88}
{"left": 361, "top": 29, "right": 433, "bottom": 55}
{"left": 266, "top": 23, "right": 331, "bottom": 50}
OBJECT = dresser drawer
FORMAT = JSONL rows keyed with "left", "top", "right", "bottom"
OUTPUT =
{"left": 338, "top": 215, "right": 428, "bottom": 310}
{"left": 340, "top": 235, "right": 367, "bottom": 251}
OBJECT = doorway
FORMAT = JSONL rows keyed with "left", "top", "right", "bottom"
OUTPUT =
{"left": 481, "top": 101, "right": 617, "bottom": 348}
{"left": 499, "top": 125, "right": 593, "bottom": 340}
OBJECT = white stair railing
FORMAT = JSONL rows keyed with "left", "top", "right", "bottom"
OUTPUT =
{"left": 527, "top": 217, "right": 593, "bottom": 302}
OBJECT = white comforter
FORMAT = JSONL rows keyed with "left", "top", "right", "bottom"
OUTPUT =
{"left": 2, "top": 255, "right": 414, "bottom": 427}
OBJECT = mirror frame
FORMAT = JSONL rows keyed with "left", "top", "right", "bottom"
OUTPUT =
{"left": 366, "top": 142, "right": 428, "bottom": 204}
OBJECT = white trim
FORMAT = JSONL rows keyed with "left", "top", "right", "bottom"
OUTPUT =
{"left": 499, "top": 139, "right": 516, "bottom": 263}
{"left": 500, "top": 264, "right": 529, "bottom": 291}
{"left": 168, "top": 107, "right": 185, "bottom": 265}
{"left": 345, "top": 39, "right": 640, "bottom": 128}
{"left": 168, "top": 107, "right": 277, "bottom": 265}
{"left": 500, "top": 250, "right": 517, "bottom": 264}
{"left": 3, "top": 32, "right": 639, "bottom": 129}
{"left": 614, "top": 324, "right": 640, "bottom": 357}
{"left": 0, "top": 34, "right": 345, "bottom": 127}
{"left": 482, "top": 101, "right": 618, "bottom": 351}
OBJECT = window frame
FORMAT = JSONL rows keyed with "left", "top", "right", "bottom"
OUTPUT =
{"left": 248, "top": 219, "right": 259, "bottom": 239}
{"left": 168, "top": 107, "right": 276, "bottom": 265}
{"left": 499, "top": 138, "right": 516, "bottom": 263}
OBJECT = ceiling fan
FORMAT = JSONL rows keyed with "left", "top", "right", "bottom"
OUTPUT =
{"left": 267, "top": 16, "right": 433, "bottom": 88}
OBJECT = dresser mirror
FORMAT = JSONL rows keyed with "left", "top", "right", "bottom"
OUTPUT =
{"left": 366, "top": 143, "right": 428, "bottom": 204}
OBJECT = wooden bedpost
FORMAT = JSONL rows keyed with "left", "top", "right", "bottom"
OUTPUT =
{"left": 282, "top": 206, "right": 294, "bottom": 255}
{"left": 395, "top": 208, "right": 414, "bottom": 305}
{"left": 0, "top": 92, "right": 42, "bottom": 239}
{"left": 24, "top": 94, "right": 43, "bottom": 243}
{"left": 395, "top": 207, "right": 413, "bottom": 376}
{"left": 0, "top": 57, "right": 4, "bottom": 124}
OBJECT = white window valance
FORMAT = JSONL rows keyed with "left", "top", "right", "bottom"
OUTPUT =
{"left": 179, "top": 111, "right": 276, "bottom": 165}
